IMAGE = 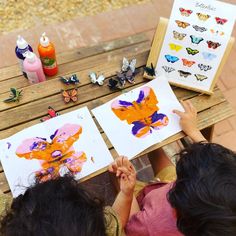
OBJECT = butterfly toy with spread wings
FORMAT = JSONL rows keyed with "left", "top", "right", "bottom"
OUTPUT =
{"left": 89, "top": 72, "right": 105, "bottom": 86}
{"left": 60, "top": 74, "right": 80, "bottom": 85}
{"left": 116, "top": 69, "right": 137, "bottom": 87}
{"left": 190, "top": 35, "right": 204, "bottom": 44}
{"left": 173, "top": 31, "right": 186, "bottom": 40}
{"left": 202, "top": 52, "right": 217, "bottom": 60}
{"left": 215, "top": 17, "right": 227, "bottom": 25}
{"left": 165, "top": 55, "right": 179, "bottom": 63}
{"left": 207, "top": 41, "right": 221, "bottom": 49}
{"left": 194, "top": 74, "right": 208, "bottom": 81}
{"left": 40, "top": 106, "right": 60, "bottom": 122}
{"left": 15, "top": 124, "right": 87, "bottom": 182}
{"left": 3, "top": 88, "right": 22, "bottom": 103}
{"left": 108, "top": 78, "right": 122, "bottom": 90}
{"left": 62, "top": 89, "right": 78, "bottom": 103}
{"left": 111, "top": 87, "right": 169, "bottom": 138}
{"left": 186, "top": 48, "right": 199, "bottom": 56}
{"left": 182, "top": 59, "right": 195, "bottom": 67}
{"left": 198, "top": 64, "right": 212, "bottom": 71}
{"left": 175, "top": 20, "right": 190, "bottom": 29}
{"left": 178, "top": 70, "right": 192, "bottom": 78}
{"left": 144, "top": 63, "right": 156, "bottom": 77}
{"left": 179, "top": 8, "right": 192, "bottom": 17}
{"left": 196, "top": 13, "right": 210, "bottom": 21}
{"left": 192, "top": 25, "right": 207, "bottom": 32}
{"left": 122, "top": 57, "right": 136, "bottom": 73}
{"left": 169, "top": 43, "right": 183, "bottom": 52}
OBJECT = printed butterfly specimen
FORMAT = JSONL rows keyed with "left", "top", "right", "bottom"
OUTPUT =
{"left": 89, "top": 72, "right": 105, "bottom": 86}
{"left": 173, "top": 31, "right": 186, "bottom": 40}
{"left": 202, "top": 52, "right": 217, "bottom": 60}
{"left": 165, "top": 55, "right": 179, "bottom": 63}
{"left": 178, "top": 70, "right": 192, "bottom": 78}
{"left": 182, "top": 59, "right": 195, "bottom": 67}
{"left": 61, "top": 89, "right": 78, "bottom": 103}
{"left": 169, "top": 43, "right": 183, "bottom": 52}
{"left": 196, "top": 13, "right": 210, "bottom": 21}
{"left": 210, "top": 29, "right": 224, "bottom": 36}
{"left": 175, "top": 20, "right": 190, "bottom": 28}
{"left": 122, "top": 57, "right": 136, "bottom": 73}
{"left": 60, "top": 74, "right": 79, "bottom": 85}
{"left": 194, "top": 74, "right": 208, "bottom": 81}
{"left": 144, "top": 63, "right": 156, "bottom": 76}
{"left": 215, "top": 17, "right": 227, "bottom": 25}
{"left": 111, "top": 86, "right": 169, "bottom": 138}
{"left": 15, "top": 124, "right": 87, "bottom": 182}
{"left": 40, "top": 106, "right": 60, "bottom": 122}
{"left": 162, "top": 66, "right": 175, "bottom": 73}
{"left": 3, "top": 88, "right": 22, "bottom": 103}
{"left": 108, "top": 78, "right": 122, "bottom": 90}
{"left": 186, "top": 48, "right": 199, "bottom": 56}
{"left": 190, "top": 35, "right": 204, "bottom": 44}
{"left": 198, "top": 64, "right": 212, "bottom": 71}
{"left": 179, "top": 8, "right": 192, "bottom": 17}
{"left": 207, "top": 41, "right": 221, "bottom": 49}
{"left": 192, "top": 25, "right": 207, "bottom": 32}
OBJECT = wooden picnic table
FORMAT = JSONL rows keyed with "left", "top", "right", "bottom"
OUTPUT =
{"left": 0, "top": 32, "right": 235, "bottom": 199}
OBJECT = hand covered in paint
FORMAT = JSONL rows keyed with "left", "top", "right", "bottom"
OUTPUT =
{"left": 109, "top": 156, "right": 136, "bottom": 196}
{"left": 173, "top": 100, "right": 206, "bottom": 142}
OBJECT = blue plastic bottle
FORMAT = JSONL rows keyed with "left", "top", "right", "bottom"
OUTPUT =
{"left": 15, "top": 35, "right": 33, "bottom": 78}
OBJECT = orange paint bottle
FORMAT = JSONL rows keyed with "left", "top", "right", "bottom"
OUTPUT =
{"left": 38, "top": 32, "right": 58, "bottom": 76}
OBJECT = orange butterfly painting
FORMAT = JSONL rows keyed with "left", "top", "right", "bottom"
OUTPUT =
{"left": 62, "top": 89, "right": 78, "bottom": 103}
{"left": 111, "top": 87, "right": 169, "bottom": 138}
{"left": 182, "top": 58, "right": 196, "bottom": 67}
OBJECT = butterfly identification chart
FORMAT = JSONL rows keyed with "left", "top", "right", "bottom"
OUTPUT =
{"left": 92, "top": 77, "right": 183, "bottom": 159}
{"left": 0, "top": 107, "right": 113, "bottom": 197}
{"left": 156, "top": 0, "right": 235, "bottom": 94}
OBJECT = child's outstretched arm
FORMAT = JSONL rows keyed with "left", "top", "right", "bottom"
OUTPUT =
{"left": 109, "top": 156, "right": 139, "bottom": 227}
{"left": 173, "top": 100, "right": 207, "bottom": 142}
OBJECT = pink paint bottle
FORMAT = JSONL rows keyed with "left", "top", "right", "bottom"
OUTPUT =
{"left": 23, "top": 52, "right": 46, "bottom": 84}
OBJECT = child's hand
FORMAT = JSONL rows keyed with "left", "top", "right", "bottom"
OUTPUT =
{"left": 173, "top": 100, "right": 206, "bottom": 142}
{"left": 109, "top": 156, "right": 136, "bottom": 196}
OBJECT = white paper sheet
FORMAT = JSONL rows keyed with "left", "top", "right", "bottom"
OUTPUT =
{"left": 156, "top": 0, "right": 235, "bottom": 93}
{"left": 0, "top": 107, "right": 113, "bottom": 197}
{"left": 92, "top": 77, "right": 183, "bottom": 159}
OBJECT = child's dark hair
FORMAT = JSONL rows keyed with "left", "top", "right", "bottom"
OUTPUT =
{"left": 0, "top": 175, "right": 106, "bottom": 236}
{"left": 168, "top": 142, "right": 236, "bottom": 236}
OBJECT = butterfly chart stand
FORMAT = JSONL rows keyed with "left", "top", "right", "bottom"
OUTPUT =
{"left": 144, "top": 17, "right": 235, "bottom": 95}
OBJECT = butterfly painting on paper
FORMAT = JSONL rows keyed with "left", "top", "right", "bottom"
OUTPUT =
{"left": 169, "top": 43, "right": 183, "bottom": 52}
{"left": 162, "top": 66, "right": 175, "bottom": 73}
{"left": 173, "top": 31, "right": 186, "bottom": 40}
{"left": 210, "top": 29, "right": 224, "bottom": 36}
{"left": 178, "top": 70, "right": 192, "bottom": 78}
{"left": 196, "top": 13, "right": 210, "bottom": 21}
{"left": 202, "top": 52, "right": 217, "bottom": 61}
{"left": 179, "top": 8, "right": 192, "bottom": 17}
{"left": 15, "top": 124, "right": 87, "bottom": 182}
{"left": 198, "top": 64, "right": 212, "bottom": 71}
{"left": 89, "top": 72, "right": 105, "bottom": 86}
{"left": 194, "top": 74, "right": 208, "bottom": 81}
{"left": 62, "top": 89, "right": 78, "bottom": 103}
{"left": 111, "top": 87, "right": 169, "bottom": 138}
{"left": 207, "top": 41, "right": 221, "bottom": 49}
{"left": 186, "top": 48, "right": 199, "bottom": 56}
{"left": 215, "top": 17, "right": 227, "bottom": 25}
{"left": 190, "top": 35, "right": 204, "bottom": 45}
{"left": 192, "top": 25, "right": 207, "bottom": 32}
{"left": 175, "top": 20, "right": 190, "bottom": 29}
{"left": 165, "top": 55, "right": 179, "bottom": 63}
{"left": 182, "top": 59, "right": 195, "bottom": 67}
{"left": 40, "top": 106, "right": 60, "bottom": 122}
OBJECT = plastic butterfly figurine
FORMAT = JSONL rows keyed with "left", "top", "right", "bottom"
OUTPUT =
{"left": 175, "top": 20, "right": 190, "bottom": 28}
{"left": 111, "top": 86, "right": 169, "bottom": 138}
{"left": 194, "top": 74, "right": 208, "bottom": 81}
{"left": 61, "top": 89, "right": 78, "bottom": 103}
{"left": 190, "top": 35, "right": 204, "bottom": 44}
{"left": 178, "top": 70, "right": 192, "bottom": 78}
{"left": 144, "top": 63, "right": 156, "bottom": 76}
{"left": 196, "top": 13, "right": 210, "bottom": 21}
{"left": 202, "top": 52, "right": 217, "bottom": 60}
{"left": 186, "top": 48, "right": 199, "bottom": 56}
{"left": 40, "top": 106, "right": 60, "bottom": 122}
{"left": 192, "top": 25, "right": 207, "bottom": 32}
{"left": 122, "top": 57, "right": 136, "bottom": 73}
{"left": 3, "top": 88, "right": 22, "bottom": 103}
{"left": 182, "top": 59, "right": 195, "bottom": 67}
{"left": 210, "top": 29, "right": 224, "bottom": 36}
{"left": 162, "top": 66, "right": 175, "bottom": 73}
{"left": 198, "top": 64, "right": 212, "bottom": 71}
{"left": 173, "top": 31, "right": 186, "bottom": 40}
{"left": 89, "top": 72, "right": 105, "bottom": 86}
{"left": 207, "top": 41, "right": 221, "bottom": 49}
{"left": 169, "top": 43, "right": 183, "bottom": 52}
{"left": 165, "top": 55, "right": 179, "bottom": 63}
{"left": 215, "top": 17, "right": 227, "bottom": 25}
{"left": 15, "top": 124, "right": 87, "bottom": 182}
{"left": 108, "top": 78, "right": 122, "bottom": 90}
{"left": 179, "top": 8, "right": 192, "bottom": 17}
{"left": 60, "top": 74, "right": 79, "bottom": 85}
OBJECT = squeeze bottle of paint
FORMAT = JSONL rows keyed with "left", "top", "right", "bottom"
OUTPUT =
{"left": 38, "top": 32, "right": 58, "bottom": 76}
{"left": 23, "top": 52, "right": 46, "bottom": 84}
{"left": 15, "top": 35, "right": 33, "bottom": 78}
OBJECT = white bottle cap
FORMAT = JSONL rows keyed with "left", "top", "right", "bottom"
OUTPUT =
{"left": 40, "top": 32, "right": 50, "bottom": 47}
{"left": 25, "top": 51, "right": 36, "bottom": 63}
{"left": 16, "top": 35, "right": 28, "bottom": 49}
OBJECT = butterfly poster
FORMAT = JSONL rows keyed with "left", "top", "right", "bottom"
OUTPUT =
{"left": 0, "top": 107, "right": 113, "bottom": 197}
{"left": 153, "top": 0, "right": 235, "bottom": 94}
{"left": 92, "top": 78, "right": 183, "bottom": 159}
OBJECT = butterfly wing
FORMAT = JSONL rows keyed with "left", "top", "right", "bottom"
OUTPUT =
{"left": 60, "top": 76, "right": 70, "bottom": 84}
{"left": 194, "top": 74, "right": 208, "bottom": 81}
{"left": 150, "top": 112, "right": 169, "bottom": 130}
{"left": 215, "top": 17, "right": 227, "bottom": 25}
{"left": 165, "top": 55, "right": 179, "bottom": 63}
{"left": 162, "top": 66, "right": 175, "bottom": 73}
{"left": 47, "top": 106, "right": 58, "bottom": 118}
{"left": 70, "top": 89, "right": 78, "bottom": 102}
{"left": 129, "top": 59, "right": 136, "bottom": 73}
{"left": 178, "top": 70, "right": 192, "bottom": 78}
{"left": 182, "top": 59, "right": 195, "bottom": 67}
{"left": 144, "top": 63, "right": 155, "bottom": 76}
{"left": 186, "top": 48, "right": 199, "bottom": 56}
{"left": 197, "top": 13, "right": 210, "bottom": 21}
{"left": 169, "top": 43, "right": 182, "bottom": 52}
{"left": 62, "top": 90, "right": 71, "bottom": 103}
{"left": 97, "top": 75, "right": 105, "bottom": 85}
{"left": 190, "top": 35, "right": 204, "bottom": 44}
{"left": 198, "top": 64, "right": 212, "bottom": 71}
{"left": 89, "top": 72, "right": 97, "bottom": 84}
{"left": 122, "top": 57, "right": 129, "bottom": 72}
{"left": 192, "top": 25, "right": 207, "bottom": 32}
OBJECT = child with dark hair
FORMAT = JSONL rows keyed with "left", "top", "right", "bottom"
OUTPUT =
{"left": 109, "top": 100, "right": 236, "bottom": 236}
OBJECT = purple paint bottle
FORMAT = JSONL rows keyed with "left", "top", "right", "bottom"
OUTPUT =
{"left": 15, "top": 35, "right": 33, "bottom": 78}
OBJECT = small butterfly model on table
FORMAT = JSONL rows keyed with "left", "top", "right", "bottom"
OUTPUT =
{"left": 60, "top": 74, "right": 80, "bottom": 85}
{"left": 89, "top": 72, "right": 105, "bottom": 86}
{"left": 3, "top": 88, "right": 22, "bottom": 103}
{"left": 61, "top": 89, "right": 78, "bottom": 103}
{"left": 40, "top": 106, "right": 60, "bottom": 122}
{"left": 144, "top": 63, "right": 156, "bottom": 77}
